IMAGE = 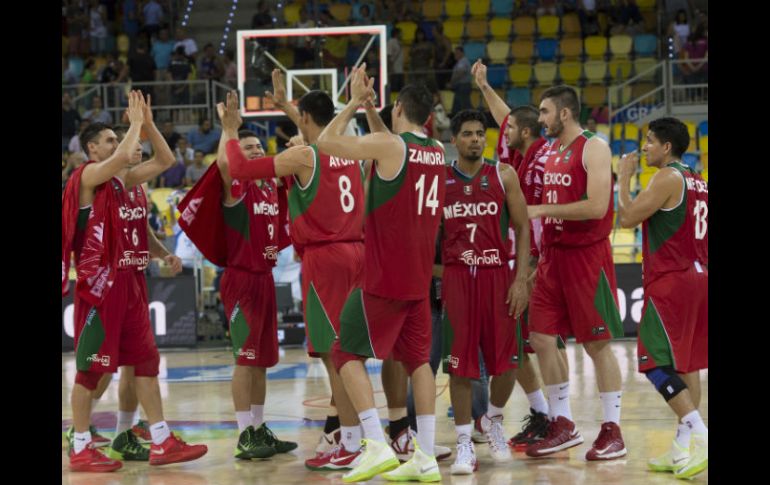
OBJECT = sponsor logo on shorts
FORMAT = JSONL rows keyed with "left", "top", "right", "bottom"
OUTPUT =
{"left": 263, "top": 245, "right": 279, "bottom": 261}
{"left": 118, "top": 250, "right": 151, "bottom": 269}
{"left": 460, "top": 249, "right": 502, "bottom": 266}
{"left": 639, "top": 355, "right": 649, "bottom": 364}
{"left": 238, "top": 349, "right": 256, "bottom": 360}
{"left": 511, "top": 353, "right": 519, "bottom": 364}
{"left": 86, "top": 354, "right": 111, "bottom": 367}
{"left": 591, "top": 325, "right": 607, "bottom": 336}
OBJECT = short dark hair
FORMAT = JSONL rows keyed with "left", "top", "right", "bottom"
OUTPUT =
{"left": 648, "top": 117, "right": 690, "bottom": 159}
{"left": 450, "top": 109, "right": 487, "bottom": 136}
{"left": 391, "top": 28, "right": 401, "bottom": 38}
{"left": 194, "top": 149, "right": 205, "bottom": 156}
{"left": 199, "top": 117, "right": 211, "bottom": 127}
{"left": 510, "top": 106, "right": 541, "bottom": 138}
{"left": 298, "top": 90, "right": 335, "bottom": 127}
{"left": 238, "top": 129, "right": 259, "bottom": 140}
{"left": 540, "top": 85, "right": 580, "bottom": 121}
{"left": 455, "top": 46, "right": 464, "bottom": 54}
{"left": 396, "top": 84, "right": 433, "bottom": 126}
{"left": 80, "top": 122, "right": 112, "bottom": 158}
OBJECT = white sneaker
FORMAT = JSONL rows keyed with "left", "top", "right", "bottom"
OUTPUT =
{"left": 472, "top": 415, "right": 489, "bottom": 443}
{"left": 382, "top": 439, "right": 441, "bottom": 482}
{"left": 648, "top": 438, "right": 689, "bottom": 473}
{"left": 388, "top": 428, "right": 452, "bottom": 461}
{"left": 315, "top": 427, "right": 341, "bottom": 455}
{"left": 674, "top": 432, "right": 708, "bottom": 480}
{"left": 486, "top": 415, "right": 512, "bottom": 462}
{"left": 450, "top": 436, "right": 478, "bottom": 475}
{"left": 342, "top": 439, "right": 400, "bottom": 483}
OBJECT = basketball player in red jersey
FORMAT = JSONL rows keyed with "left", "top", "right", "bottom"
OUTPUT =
{"left": 62, "top": 92, "right": 207, "bottom": 472}
{"left": 525, "top": 86, "right": 626, "bottom": 461}
{"left": 617, "top": 117, "right": 707, "bottom": 479}
{"left": 472, "top": 60, "right": 570, "bottom": 449}
{"left": 316, "top": 66, "right": 446, "bottom": 482}
{"left": 439, "top": 109, "right": 530, "bottom": 474}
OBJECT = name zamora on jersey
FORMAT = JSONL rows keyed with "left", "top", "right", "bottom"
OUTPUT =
{"left": 408, "top": 148, "right": 445, "bottom": 166}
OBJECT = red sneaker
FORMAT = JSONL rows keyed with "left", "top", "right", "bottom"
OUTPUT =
{"left": 585, "top": 422, "right": 627, "bottom": 461}
{"left": 89, "top": 426, "right": 111, "bottom": 448}
{"left": 131, "top": 420, "right": 153, "bottom": 444}
{"left": 508, "top": 409, "right": 550, "bottom": 451}
{"left": 69, "top": 443, "right": 123, "bottom": 472}
{"left": 525, "top": 416, "right": 584, "bottom": 458}
{"left": 305, "top": 444, "right": 363, "bottom": 470}
{"left": 149, "top": 434, "right": 208, "bottom": 466}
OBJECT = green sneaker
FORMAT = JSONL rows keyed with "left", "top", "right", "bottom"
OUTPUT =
{"left": 107, "top": 429, "right": 150, "bottom": 461}
{"left": 256, "top": 423, "right": 298, "bottom": 454}
{"left": 234, "top": 426, "right": 276, "bottom": 460}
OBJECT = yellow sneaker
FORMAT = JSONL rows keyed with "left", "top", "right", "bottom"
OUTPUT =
{"left": 648, "top": 438, "right": 689, "bottom": 472}
{"left": 382, "top": 440, "right": 441, "bottom": 482}
{"left": 342, "top": 439, "right": 399, "bottom": 483}
{"left": 674, "top": 433, "right": 707, "bottom": 480}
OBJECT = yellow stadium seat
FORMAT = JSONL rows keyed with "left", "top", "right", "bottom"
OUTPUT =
{"left": 275, "top": 48, "right": 294, "bottom": 67}
{"left": 471, "top": 90, "right": 483, "bottom": 109}
{"left": 597, "top": 123, "right": 611, "bottom": 140}
{"left": 560, "top": 37, "right": 583, "bottom": 61}
{"left": 639, "top": 170, "right": 654, "bottom": 190}
{"left": 203, "top": 154, "right": 217, "bottom": 166}
{"left": 487, "top": 41, "right": 510, "bottom": 63}
{"left": 537, "top": 15, "right": 560, "bottom": 39}
{"left": 513, "top": 16, "right": 536, "bottom": 39}
{"left": 641, "top": 10, "right": 657, "bottom": 31}
{"left": 490, "top": 18, "right": 513, "bottom": 40}
{"left": 583, "top": 85, "right": 608, "bottom": 107}
{"left": 584, "top": 60, "right": 608, "bottom": 84}
{"left": 701, "top": 169, "right": 708, "bottom": 182}
{"left": 440, "top": 90, "right": 455, "bottom": 111}
{"left": 443, "top": 19, "right": 465, "bottom": 43}
{"left": 422, "top": 0, "right": 443, "bottom": 20}
{"left": 267, "top": 137, "right": 278, "bottom": 155}
{"left": 612, "top": 123, "right": 640, "bottom": 142}
{"left": 534, "top": 62, "right": 558, "bottom": 86}
{"left": 637, "top": 0, "right": 656, "bottom": 9}
{"left": 469, "top": 0, "right": 491, "bottom": 18}
{"left": 559, "top": 61, "right": 582, "bottom": 85}
{"left": 561, "top": 12, "right": 581, "bottom": 37}
{"left": 701, "top": 152, "right": 708, "bottom": 169}
{"left": 584, "top": 35, "right": 608, "bottom": 59}
{"left": 508, "top": 64, "right": 533, "bottom": 87}
{"left": 608, "top": 85, "right": 632, "bottom": 106}
{"left": 466, "top": 19, "right": 488, "bottom": 40}
{"left": 611, "top": 229, "right": 637, "bottom": 263}
{"left": 445, "top": 0, "right": 468, "bottom": 18}
{"left": 608, "top": 58, "right": 633, "bottom": 81}
{"left": 329, "top": 4, "right": 351, "bottom": 22}
{"left": 284, "top": 4, "right": 301, "bottom": 24}
{"left": 396, "top": 21, "right": 418, "bottom": 45}
{"left": 511, "top": 39, "right": 534, "bottom": 62}
{"left": 609, "top": 34, "right": 633, "bottom": 59}
{"left": 634, "top": 57, "right": 658, "bottom": 82}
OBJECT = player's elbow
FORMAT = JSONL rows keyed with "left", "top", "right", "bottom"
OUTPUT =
{"left": 617, "top": 213, "right": 636, "bottom": 229}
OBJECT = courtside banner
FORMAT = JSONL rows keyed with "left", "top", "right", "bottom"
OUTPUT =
{"left": 61, "top": 275, "right": 198, "bottom": 351}
{"left": 615, "top": 263, "right": 643, "bottom": 337}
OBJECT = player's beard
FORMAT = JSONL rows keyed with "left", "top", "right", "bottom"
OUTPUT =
{"left": 546, "top": 118, "right": 563, "bottom": 138}
{"left": 463, "top": 150, "right": 482, "bottom": 162}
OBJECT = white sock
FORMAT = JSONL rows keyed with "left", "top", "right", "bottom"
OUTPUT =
{"left": 487, "top": 403, "right": 505, "bottom": 418}
{"left": 116, "top": 411, "right": 135, "bottom": 434}
{"left": 149, "top": 421, "right": 171, "bottom": 445}
{"left": 546, "top": 382, "right": 572, "bottom": 421}
{"left": 415, "top": 415, "right": 436, "bottom": 457}
{"left": 341, "top": 425, "right": 362, "bottom": 452}
{"left": 251, "top": 404, "right": 264, "bottom": 428}
{"left": 675, "top": 422, "right": 691, "bottom": 449}
{"left": 388, "top": 407, "right": 407, "bottom": 422}
{"left": 358, "top": 408, "right": 385, "bottom": 442}
{"left": 599, "top": 391, "right": 622, "bottom": 424}
{"left": 73, "top": 431, "right": 92, "bottom": 454}
{"left": 236, "top": 411, "right": 253, "bottom": 433}
{"left": 132, "top": 409, "right": 141, "bottom": 426}
{"left": 527, "top": 390, "right": 549, "bottom": 415}
{"left": 681, "top": 410, "right": 707, "bottom": 436}
{"left": 455, "top": 423, "right": 472, "bottom": 441}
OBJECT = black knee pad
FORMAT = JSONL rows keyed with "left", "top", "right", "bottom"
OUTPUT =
{"left": 645, "top": 366, "right": 687, "bottom": 402}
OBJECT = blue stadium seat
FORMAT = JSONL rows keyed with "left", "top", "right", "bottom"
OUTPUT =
{"left": 633, "top": 34, "right": 657, "bottom": 57}
{"left": 487, "top": 64, "right": 507, "bottom": 89}
{"left": 490, "top": 0, "right": 514, "bottom": 16}
{"left": 698, "top": 120, "right": 708, "bottom": 136}
{"left": 507, "top": 87, "right": 531, "bottom": 108}
{"left": 682, "top": 153, "right": 700, "bottom": 170}
{"left": 464, "top": 42, "right": 487, "bottom": 64}
{"left": 611, "top": 140, "right": 639, "bottom": 155}
{"left": 536, "top": 39, "right": 559, "bottom": 62}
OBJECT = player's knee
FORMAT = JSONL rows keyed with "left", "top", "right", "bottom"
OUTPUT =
{"left": 645, "top": 366, "right": 687, "bottom": 402}
{"left": 529, "top": 332, "right": 557, "bottom": 354}
{"left": 134, "top": 352, "right": 160, "bottom": 377}
{"left": 583, "top": 340, "right": 608, "bottom": 359}
{"left": 332, "top": 348, "right": 363, "bottom": 373}
{"left": 76, "top": 370, "right": 105, "bottom": 391}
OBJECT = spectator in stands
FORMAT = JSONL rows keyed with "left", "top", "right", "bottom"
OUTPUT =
{"left": 187, "top": 118, "right": 221, "bottom": 154}
{"left": 160, "top": 121, "right": 181, "bottom": 151}
{"left": 578, "top": 0, "right": 602, "bottom": 36}
{"left": 681, "top": 22, "right": 708, "bottom": 84}
{"left": 160, "top": 156, "right": 187, "bottom": 188}
{"left": 387, "top": 28, "right": 404, "bottom": 92}
{"left": 610, "top": 0, "right": 645, "bottom": 36}
{"left": 184, "top": 150, "right": 208, "bottom": 186}
{"left": 88, "top": 0, "right": 109, "bottom": 55}
{"left": 62, "top": 93, "right": 81, "bottom": 153}
{"left": 142, "top": 0, "right": 164, "bottom": 38}
{"left": 83, "top": 95, "right": 113, "bottom": 125}
{"left": 174, "top": 27, "right": 199, "bottom": 59}
{"left": 353, "top": 2, "right": 375, "bottom": 24}
{"left": 122, "top": 0, "right": 140, "bottom": 41}
{"left": 410, "top": 29, "right": 436, "bottom": 92}
{"left": 65, "top": 0, "right": 88, "bottom": 57}
{"left": 169, "top": 46, "right": 193, "bottom": 107}
{"left": 590, "top": 104, "right": 610, "bottom": 124}
{"left": 586, "top": 117, "right": 609, "bottom": 143}
{"left": 294, "top": 8, "right": 316, "bottom": 68}
{"left": 251, "top": 1, "right": 273, "bottom": 28}
{"left": 81, "top": 58, "right": 98, "bottom": 84}
{"left": 63, "top": 152, "right": 87, "bottom": 188}
{"left": 431, "top": 92, "right": 452, "bottom": 142}
{"left": 433, "top": 24, "right": 454, "bottom": 89}
{"left": 197, "top": 43, "right": 224, "bottom": 82}
{"left": 537, "top": 0, "right": 559, "bottom": 17}
{"left": 221, "top": 50, "right": 238, "bottom": 88}
{"left": 128, "top": 40, "right": 157, "bottom": 98}
{"left": 175, "top": 136, "right": 195, "bottom": 166}
{"left": 62, "top": 57, "right": 79, "bottom": 85}
{"left": 69, "top": 119, "right": 90, "bottom": 156}
{"left": 173, "top": 222, "right": 201, "bottom": 275}
{"left": 152, "top": 28, "right": 176, "bottom": 79}
{"left": 667, "top": 9, "right": 690, "bottom": 55}
{"left": 448, "top": 46, "right": 472, "bottom": 114}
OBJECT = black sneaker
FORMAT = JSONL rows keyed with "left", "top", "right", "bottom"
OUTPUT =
{"left": 256, "top": 423, "right": 298, "bottom": 454}
{"left": 234, "top": 425, "right": 276, "bottom": 460}
{"left": 107, "top": 429, "right": 150, "bottom": 461}
{"left": 508, "top": 408, "right": 549, "bottom": 449}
